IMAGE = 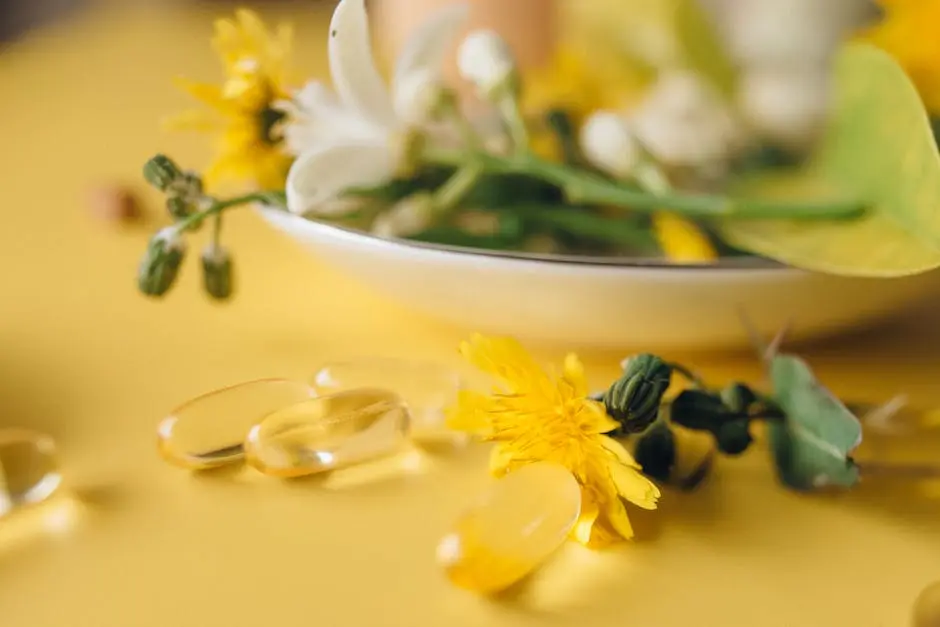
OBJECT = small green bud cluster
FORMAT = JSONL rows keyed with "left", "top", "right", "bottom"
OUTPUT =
{"left": 143, "top": 154, "right": 204, "bottom": 222}
{"left": 138, "top": 154, "right": 235, "bottom": 301}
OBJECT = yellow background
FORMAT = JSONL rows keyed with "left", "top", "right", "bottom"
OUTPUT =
{"left": 0, "top": 2, "right": 938, "bottom": 625}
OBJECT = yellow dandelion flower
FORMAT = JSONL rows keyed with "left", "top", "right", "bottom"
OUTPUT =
{"left": 652, "top": 212, "right": 718, "bottom": 262}
{"left": 859, "top": 0, "right": 940, "bottom": 114}
{"left": 447, "top": 334, "right": 660, "bottom": 548}
{"left": 166, "top": 9, "right": 294, "bottom": 192}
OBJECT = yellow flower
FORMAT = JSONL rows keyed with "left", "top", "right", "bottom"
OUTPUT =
{"left": 652, "top": 212, "right": 718, "bottom": 262}
{"left": 166, "top": 9, "right": 294, "bottom": 192}
{"left": 859, "top": 0, "right": 940, "bottom": 114}
{"left": 447, "top": 334, "right": 660, "bottom": 547}
{"left": 522, "top": 45, "right": 644, "bottom": 161}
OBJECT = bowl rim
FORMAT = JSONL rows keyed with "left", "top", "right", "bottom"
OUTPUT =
{"left": 259, "top": 206, "right": 794, "bottom": 273}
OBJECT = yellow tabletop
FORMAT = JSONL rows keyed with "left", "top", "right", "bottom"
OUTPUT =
{"left": 1, "top": 2, "right": 939, "bottom": 625}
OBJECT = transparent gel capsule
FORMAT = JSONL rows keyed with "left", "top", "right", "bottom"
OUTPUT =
{"left": 436, "top": 462, "right": 581, "bottom": 594}
{"left": 157, "top": 379, "right": 317, "bottom": 470}
{"left": 312, "top": 358, "right": 464, "bottom": 446}
{"left": 244, "top": 388, "right": 410, "bottom": 478}
{"left": 914, "top": 581, "right": 940, "bottom": 627}
{"left": 0, "top": 429, "right": 61, "bottom": 516}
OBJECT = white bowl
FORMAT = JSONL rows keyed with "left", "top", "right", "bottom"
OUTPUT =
{"left": 260, "top": 208, "right": 940, "bottom": 351}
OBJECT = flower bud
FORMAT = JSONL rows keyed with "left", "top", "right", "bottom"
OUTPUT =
{"left": 720, "top": 382, "right": 758, "bottom": 415}
{"left": 579, "top": 112, "right": 640, "bottom": 178}
{"left": 180, "top": 171, "right": 204, "bottom": 197}
{"left": 143, "top": 155, "right": 183, "bottom": 192}
{"left": 632, "top": 421, "right": 676, "bottom": 483}
{"left": 166, "top": 196, "right": 192, "bottom": 221}
{"left": 138, "top": 228, "right": 186, "bottom": 297}
{"left": 604, "top": 354, "right": 672, "bottom": 435}
{"left": 668, "top": 389, "right": 732, "bottom": 431}
{"left": 201, "top": 245, "right": 234, "bottom": 301}
{"left": 371, "top": 193, "right": 435, "bottom": 238}
{"left": 457, "top": 30, "right": 518, "bottom": 97}
{"left": 714, "top": 419, "right": 753, "bottom": 456}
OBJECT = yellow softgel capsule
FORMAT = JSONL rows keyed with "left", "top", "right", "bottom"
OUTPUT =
{"left": 244, "top": 388, "right": 410, "bottom": 478}
{"left": 157, "top": 379, "right": 317, "bottom": 470}
{"left": 0, "top": 429, "right": 61, "bottom": 516}
{"left": 436, "top": 462, "right": 581, "bottom": 594}
{"left": 312, "top": 358, "right": 463, "bottom": 445}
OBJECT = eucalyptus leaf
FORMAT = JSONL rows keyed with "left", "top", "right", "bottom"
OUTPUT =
{"left": 719, "top": 43, "right": 940, "bottom": 277}
{"left": 767, "top": 354, "right": 863, "bottom": 491}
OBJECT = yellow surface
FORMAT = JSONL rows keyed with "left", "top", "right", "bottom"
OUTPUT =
{"left": 0, "top": 2, "right": 939, "bottom": 625}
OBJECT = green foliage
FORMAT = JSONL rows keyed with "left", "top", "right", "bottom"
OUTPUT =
{"left": 720, "top": 43, "right": 940, "bottom": 277}
{"left": 766, "top": 354, "right": 863, "bottom": 491}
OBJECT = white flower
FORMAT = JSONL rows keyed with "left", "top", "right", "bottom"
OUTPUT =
{"left": 626, "top": 70, "right": 746, "bottom": 170}
{"left": 280, "top": 0, "right": 468, "bottom": 216}
{"left": 737, "top": 68, "right": 829, "bottom": 150}
{"left": 456, "top": 30, "right": 517, "bottom": 96}
{"left": 579, "top": 111, "right": 641, "bottom": 178}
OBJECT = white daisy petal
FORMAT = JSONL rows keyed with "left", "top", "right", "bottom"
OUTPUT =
{"left": 286, "top": 141, "right": 395, "bottom": 216}
{"left": 276, "top": 82, "right": 386, "bottom": 154}
{"left": 393, "top": 3, "right": 469, "bottom": 93}
{"left": 329, "top": 0, "right": 397, "bottom": 128}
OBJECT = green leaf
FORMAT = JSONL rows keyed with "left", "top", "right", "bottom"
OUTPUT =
{"left": 672, "top": 0, "right": 737, "bottom": 97}
{"left": 718, "top": 43, "right": 940, "bottom": 277}
{"left": 767, "top": 354, "right": 863, "bottom": 491}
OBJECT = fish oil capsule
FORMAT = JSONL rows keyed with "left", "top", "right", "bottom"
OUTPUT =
{"left": 157, "top": 379, "right": 317, "bottom": 470}
{"left": 0, "top": 429, "right": 61, "bottom": 517}
{"left": 244, "top": 388, "right": 410, "bottom": 478}
{"left": 914, "top": 581, "right": 940, "bottom": 627}
{"left": 436, "top": 462, "right": 581, "bottom": 594}
{"left": 312, "top": 358, "right": 464, "bottom": 446}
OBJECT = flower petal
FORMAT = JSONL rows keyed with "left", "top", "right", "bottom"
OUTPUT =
{"left": 392, "top": 3, "right": 468, "bottom": 94}
{"left": 602, "top": 495, "right": 635, "bottom": 541}
{"left": 275, "top": 81, "right": 385, "bottom": 155}
{"left": 572, "top": 493, "right": 599, "bottom": 545}
{"left": 458, "top": 334, "right": 553, "bottom": 396}
{"left": 445, "top": 389, "right": 493, "bottom": 435}
{"left": 488, "top": 443, "right": 515, "bottom": 477}
{"left": 609, "top": 458, "right": 661, "bottom": 510}
{"left": 561, "top": 352, "right": 590, "bottom": 397}
{"left": 329, "top": 0, "right": 397, "bottom": 128}
{"left": 285, "top": 140, "right": 394, "bottom": 215}
{"left": 578, "top": 400, "right": 621, "bottom": 435}
{"left": 600, "top": 435, "right": 641, "bottom": 468}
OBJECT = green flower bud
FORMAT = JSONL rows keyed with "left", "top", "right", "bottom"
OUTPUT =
{"left": 181, "top": 171, "right": 204, "bottom": 197}
{"left": 166, "top": 196, "right": 192, "bottom": 221}
{"left": 604, "top": 354, "right": 672, "bottom": 434}
{"left": 143, "top": 155, "right": 182, "bottom": 192}
{"left": 720, "top": 382, "right": 758, "bottom": 414}
{"left": 138, "top": 228, "right": 185, "bottom": 297}
{"left": 715, "top": 418, "right": 753, "bottom": 456}
{"left": 669, "top": 389, "right": 733, "bottom": 431}
{"left": 201, "top": 245, "right": 233, "bottom": 300}
{"left": 633, "top": 421, "right": 676, "bottom": 483}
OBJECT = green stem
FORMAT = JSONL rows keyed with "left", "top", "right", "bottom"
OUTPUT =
{"left": 503, "top": 205, "right": 658, "bottom": 250}
{"left": 432, "top": 164, "right": 484, "bottom": 214}
{"left": 176, "top": 191, "right": 281, "bottom": 233}
{"left": 211, "top": 213, "right": 223, "bottom": 248}
{"left": 423, "top": 149, "right": 866, "bottom": 221}
{"left": 667, "top": 363, "right": 707, "bottom": 389}
{"left": 436, "top": 89, "right": 480, "bottom": 151}
{"left": 498, "top": 94, "right": 530, "bottom": 154}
